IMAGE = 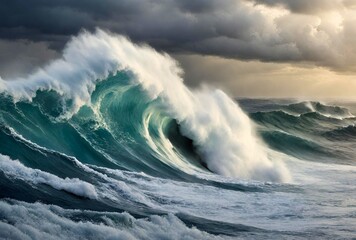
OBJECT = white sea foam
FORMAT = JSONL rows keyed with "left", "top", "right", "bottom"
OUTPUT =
{"left": 0, "top": 154, "right": 98, "bottom": 199}
{"left": 0, "top": 29, "right": 290, "bottom": 181}
{"left": 0, "top": 200, "right": 224, "bottom": 240}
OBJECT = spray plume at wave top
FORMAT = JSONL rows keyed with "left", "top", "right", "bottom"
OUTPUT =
{"left": 0, "top": 29, "right": 289, "bottom": 182}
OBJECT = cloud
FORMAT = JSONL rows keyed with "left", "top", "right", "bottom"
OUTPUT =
{"left": 0, "top": 39, "right": 58, "bottom": 79}
{"left": 247, "top": 0, "right": 356, "bottom": 14}
{"left": 0, "top": 0, "right": 356, "bottom": 75}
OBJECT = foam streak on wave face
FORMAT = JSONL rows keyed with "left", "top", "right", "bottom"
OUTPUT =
{"left": 0, "top": 30, "right": 290, "bottom": 182}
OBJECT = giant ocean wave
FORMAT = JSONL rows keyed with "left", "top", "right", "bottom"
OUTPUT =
{"left": 0, "top": 29, "right": 289, "bottom": 182}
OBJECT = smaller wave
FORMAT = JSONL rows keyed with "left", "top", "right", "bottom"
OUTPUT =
{"left": 246, "top": 100, "right": 355, "bottom": 120}
{"left": 251, "top": 108, "right": 353, "bottom": 135}
{"left": 299, "top": 111, "right": 344, "bottom": 122}
{"left": 0, "top": 154, "right": 98, "bottom": 199}
{"left": 260, "top": 130, "right": 333, "bottom": 159}
{"left": 283, "top": 101, "right": 354, "bottom": 119}
{"left": 324, "top": 125, "right": 356, "bottom": 140}
{"left": 252, "top": 110, "right": 299, "bottom": 121}
{"left": 251, "top": 110, "right": 309, "bottom": 133}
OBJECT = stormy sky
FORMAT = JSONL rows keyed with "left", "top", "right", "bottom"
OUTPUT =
{"left": 1, "top": 0, "right": 356, "bottom": 97}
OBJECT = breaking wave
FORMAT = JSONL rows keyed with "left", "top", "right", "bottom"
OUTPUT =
{"left": 0, "top": 29, "right": 288, "bottom": 182}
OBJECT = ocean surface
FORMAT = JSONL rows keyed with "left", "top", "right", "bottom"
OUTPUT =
{"left": 0, "top": 31, "right": 355, "bottom": 240}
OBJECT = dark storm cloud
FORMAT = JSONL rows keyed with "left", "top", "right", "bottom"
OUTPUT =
{"left": 0, "top": 0, "right": 298, "bottom": 57}
{"left": 0, "top": 39, "right": 59, "bottom": 79}
{"left": 0, "top": 0, "right": 356, "bottom": 76}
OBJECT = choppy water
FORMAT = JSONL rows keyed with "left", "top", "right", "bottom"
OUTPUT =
{"left": 0, "top": 30, "right": 355, "bottom": 240}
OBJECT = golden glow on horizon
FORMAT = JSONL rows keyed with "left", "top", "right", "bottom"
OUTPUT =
{"left": 176, "top": 54, "right": 356, "bottom": 99}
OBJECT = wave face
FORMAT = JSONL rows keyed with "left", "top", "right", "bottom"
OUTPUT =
{"left": 0, "top": 31, "right": 355, "bottom": 239}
